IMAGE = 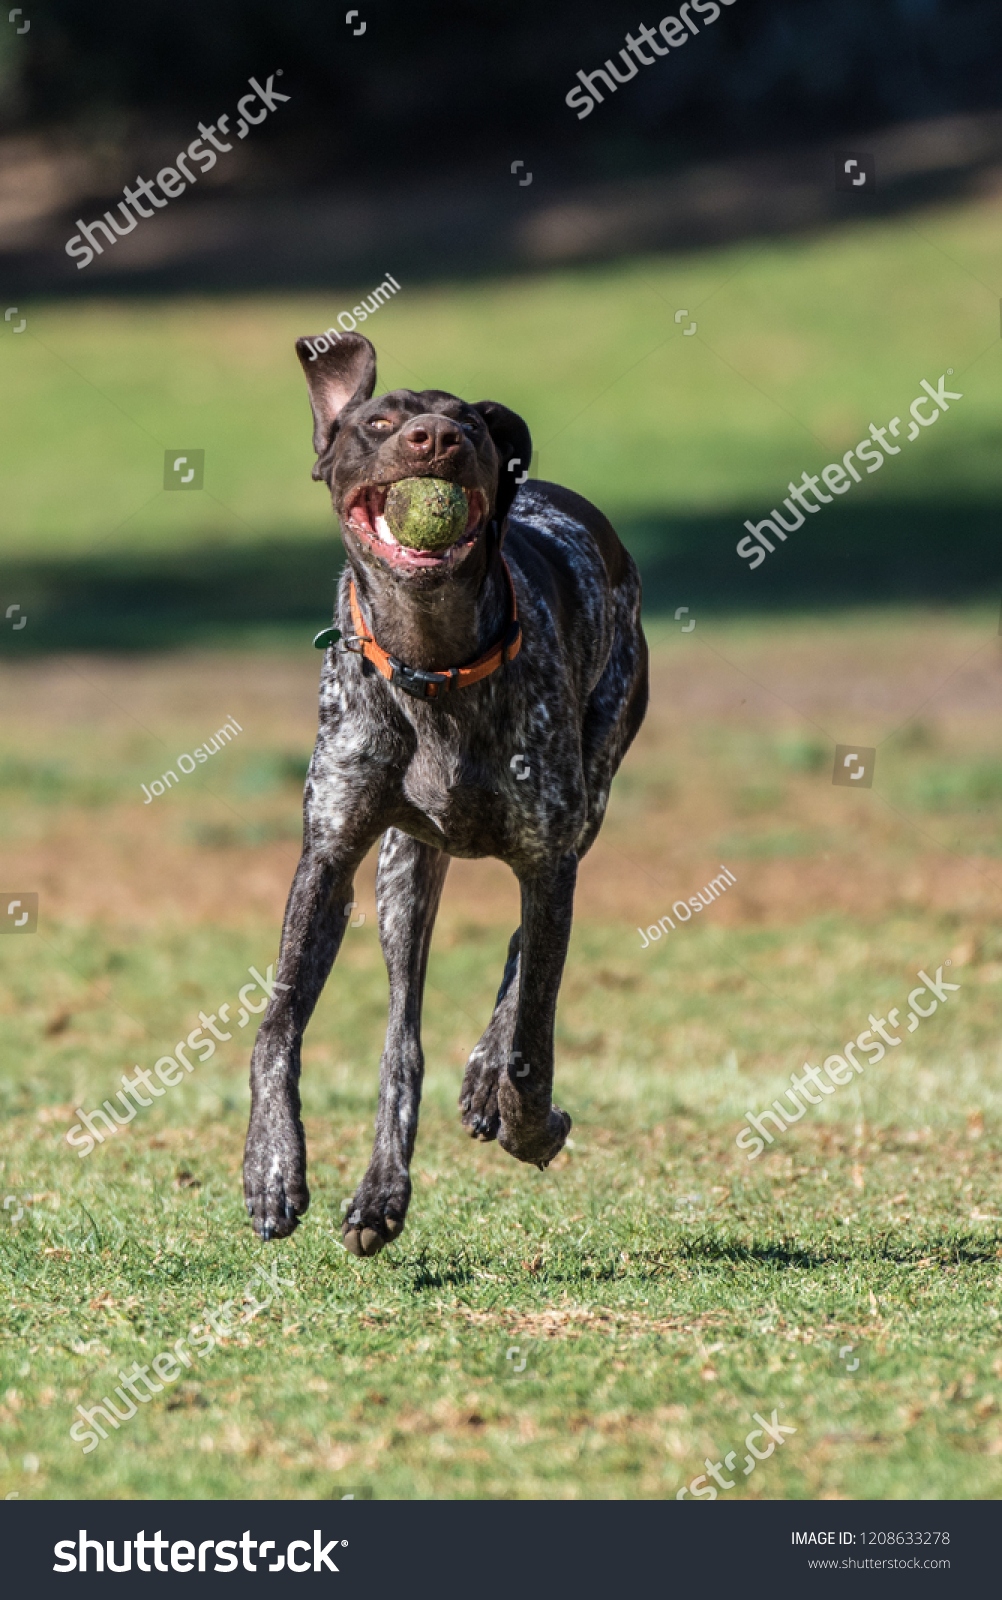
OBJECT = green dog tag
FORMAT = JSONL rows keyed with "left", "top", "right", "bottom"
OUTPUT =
{"left": 314, "top": 626, "right": 342, "bottom": 650}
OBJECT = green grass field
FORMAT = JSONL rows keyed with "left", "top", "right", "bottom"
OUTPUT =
{"left": 1, "top": 191, "right": 999, "bottom": 562}
{"left": 2, "top": 907, "right": 1001, "bottom": 1500}
{"left": 1, "top": 610, "right": 1001, "bottom": 1499}
{"left": 1, "top": 188, "right": 1000, "bottom": 1498}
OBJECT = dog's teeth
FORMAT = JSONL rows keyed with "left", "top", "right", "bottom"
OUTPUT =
{"left": 374, "top": 514, "right": 396, "bottom": 544}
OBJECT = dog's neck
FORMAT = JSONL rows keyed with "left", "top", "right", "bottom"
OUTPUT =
{"left": 345, "top": 539, "right": 510, "bottom": 672}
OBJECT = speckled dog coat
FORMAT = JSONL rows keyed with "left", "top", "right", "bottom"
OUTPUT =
{"left": 243, "top": 332, "right": 648, "bottom": 1254}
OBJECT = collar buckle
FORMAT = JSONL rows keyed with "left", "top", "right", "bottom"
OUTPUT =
{"left": 387, "top": 658, "right": 459, "bottom": 700}
{"left": 348, "top": 557, "right": 519, "bottom": 701}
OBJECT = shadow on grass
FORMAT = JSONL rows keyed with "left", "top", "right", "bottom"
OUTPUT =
{"left": 664, "top": 1235, "right": 999, "bottom": 1268}
{"left": 1, "top": 500, "right": 999, "bottom": 655}
{"left": 392, "top": 1248, "right": 478, "bottom": 1295}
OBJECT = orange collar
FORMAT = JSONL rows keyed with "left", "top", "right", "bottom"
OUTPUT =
{"left": 347, "top": 558, "right": 521, "bottom": 701}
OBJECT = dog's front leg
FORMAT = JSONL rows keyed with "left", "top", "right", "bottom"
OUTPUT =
{"left": 243, "top": 843, "right": 372, "bottom": 1240}
{"left": 343, "top": 829, "right": 450, "bottom": 1258}
{"left": 497, "top": 851, "right": 576, "bottom": 1169}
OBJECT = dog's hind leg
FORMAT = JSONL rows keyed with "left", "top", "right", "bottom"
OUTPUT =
{"left": 459, "top": 927, "right": 520, "bottom": 1142}
{"left": 495, "top": 852, "right": 575, "bottom": 1169}
{"left": 342, "top": 828, "right": 450, "bottom": 1258}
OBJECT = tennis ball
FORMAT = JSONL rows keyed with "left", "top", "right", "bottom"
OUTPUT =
{"left": 383, "top": 477, "right": 469, "bottom": 550}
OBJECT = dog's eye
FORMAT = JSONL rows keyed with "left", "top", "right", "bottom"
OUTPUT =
{"left": 369, "top": 418, "right": 393, "bottom": 430}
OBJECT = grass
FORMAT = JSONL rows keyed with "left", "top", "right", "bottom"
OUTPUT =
{"left": 1, "top": 195, "right": 998, "bottom": 655}
{"left": 2, "top": 147, "right": 1000, "bottom": 1499}
{"left": 1, "top": 610, "right": 1001, "bottom": 1498}
{"left": 1, "top": 914, "right": 1001, "bottom": 1500}
{"left": 0, "top": 192, "right": 1000, "bottom": 561}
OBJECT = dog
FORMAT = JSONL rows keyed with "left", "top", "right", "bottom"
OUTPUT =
{"left": 242, "top": 331, "right": 648, "bottom": 1254}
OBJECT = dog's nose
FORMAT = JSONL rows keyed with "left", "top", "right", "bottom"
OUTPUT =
{"left": 401, "top": 417, "right": 463, "bottom": 461}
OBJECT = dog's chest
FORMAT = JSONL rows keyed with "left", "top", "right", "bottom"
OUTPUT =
{"left": 399, "top": 740, "right": 517, "bottom": 857}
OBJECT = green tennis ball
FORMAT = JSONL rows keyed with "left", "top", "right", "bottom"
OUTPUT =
{"left": 383, "top": 477, "right": 469, "bottom": 550}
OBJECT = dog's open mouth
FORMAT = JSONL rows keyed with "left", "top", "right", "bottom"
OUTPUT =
{"left": 343, "top": 482, "right": 487, "bottom": 569}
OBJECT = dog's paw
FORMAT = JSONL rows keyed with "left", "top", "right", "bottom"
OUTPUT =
{"left": 460, "top": 1043, "right": 505, "bottom": 1145}
{"left": 243, "top": 1113, "right": 309, "bottom": 1241}
{"left": 497, "top": 1106, "right": 572, "bottom": 1169}
{"left": 459, "top": 1048, "right": 501, "bottom": 1142}
{"left": 341, "top": 1171, "right": 409, "bottom": 1259}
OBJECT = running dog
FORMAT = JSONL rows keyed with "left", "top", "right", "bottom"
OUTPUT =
{"left": 243, "top": 331, "right": 647, "bottom": 1254}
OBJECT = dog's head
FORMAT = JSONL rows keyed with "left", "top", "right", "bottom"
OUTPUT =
{"left": 296, "top": 331, "right": 531, "bottom": 586}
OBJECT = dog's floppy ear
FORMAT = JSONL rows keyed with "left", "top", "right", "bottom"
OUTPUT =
{"left": 472, "top": 399, "right": 532, "bottom": 532}
{"left": 296, "top": 332, "right": 377, "bottom": 481}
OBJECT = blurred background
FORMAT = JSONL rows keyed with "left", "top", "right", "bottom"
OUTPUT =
{"left": 1, "top": 0, "right": 1001, "bottom": 639}
{"left": 1, "top": 0, "right": 1002, "bottom": 1500}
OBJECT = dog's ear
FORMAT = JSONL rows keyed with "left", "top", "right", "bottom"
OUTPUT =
{"left": 472, "top": 399, "right": 532, "bottom": 532}
{"left": 296, "top": 332, "right": 377, "bottom": 481}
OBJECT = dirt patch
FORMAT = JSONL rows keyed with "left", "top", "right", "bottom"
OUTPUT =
{"left": 451, "top": 1304, "right": 731, "bottom": 1340}
{"left": 2, "top": 615, "right": 1000, "bottom": 932}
